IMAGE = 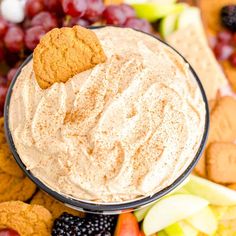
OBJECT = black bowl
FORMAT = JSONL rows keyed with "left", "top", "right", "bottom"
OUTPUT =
{"left": 4, "top": 26, "right": 209, "bottom": 214}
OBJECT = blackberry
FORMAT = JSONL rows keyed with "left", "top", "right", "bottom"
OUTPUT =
{"left": 221, "top": 5, "right": 236, "bottom": 31}
{"left": 52, "top": 212, "right": 117, "bottom": 236}
{"left": 86, "top": 214, "right": 117, "bottom": 234}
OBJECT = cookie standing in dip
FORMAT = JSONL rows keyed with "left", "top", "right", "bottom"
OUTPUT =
{"left": 8, "top": 26, "right": 206, "bottom": 204}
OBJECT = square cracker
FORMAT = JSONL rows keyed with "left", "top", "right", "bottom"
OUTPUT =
{"left": 206, "top": 142, "right": 236, "bottom": 184}
{"left": 195, "top": 96, "right": 236, "bottom": 177}
{"left": 209, "top": 96, "right": 236, "bottom": 143}
{"left": 167, "top": 25, "right": 227, "bottom": 101}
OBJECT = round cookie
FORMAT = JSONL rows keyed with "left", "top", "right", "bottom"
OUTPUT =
{"left": 33, "top": 25, "right": 107, "bottom": 89}
{"left": 0, "top": 171, "right": 36, "bottom": 202}
{"left": 31, "top": 191, "right": 85, "bottom": 220}
{"left": 0, "top": 201, "right": 52, "bottom": 236}
{"left": 0, "top": 143, "right": 24, "bottom": 178}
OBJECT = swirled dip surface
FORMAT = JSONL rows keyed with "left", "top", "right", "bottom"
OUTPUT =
{"left": 9, "top": 27, "right": 206, "bottom": 203}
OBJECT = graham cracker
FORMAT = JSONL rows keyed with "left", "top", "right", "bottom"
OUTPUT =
{"left": 167, "top": 25, "right": 228, "bottom": 101}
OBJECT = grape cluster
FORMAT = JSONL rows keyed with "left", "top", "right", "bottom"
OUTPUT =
{"left": 0, "top": 0, "right": 152, "bottom": 117}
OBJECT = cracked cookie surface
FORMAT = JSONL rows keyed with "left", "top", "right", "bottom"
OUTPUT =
{"left": 33, "top": 26, "right": 107, "bottom": 89}
{"left": 0, "top": 201, "right": 52, "bottom": 236}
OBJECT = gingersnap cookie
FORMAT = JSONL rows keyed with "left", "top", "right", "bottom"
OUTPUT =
{"left": 0, "top": 171, "right": 35, "bottom": 203}
{"left": 0, "top": 170, "right": 36, "bottom": 202}
{"left": 33, "top": 25, "right": 107, "bottom": 89}
{"left": 31, "top": 191, "right": 85, "bottom": 220}
{"left": 206, "top": 142, "right": 236, "bottom": 184}
{"left": 0, "top": 143, "right": 23, "bottom": 178}
{"left": 0, "top": 201, "right": 52, "bottom": 236}
{"left": 0, "top": 159, "right": 36, "bottom": 202}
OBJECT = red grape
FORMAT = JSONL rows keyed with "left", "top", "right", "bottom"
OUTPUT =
{"left": 120, "top": 4, "right": 136, "bottom": 19}
{"left": 25, "top": 26, "right": 46, "bottom": 50}
{"left": 84, "top": 0, "right": 105, "bottom": 22}
{"left": 31, "top": 11, "right": 58, "bottom": 31}
{"left": 124, "top": 18, "right": 152, "bottom": 34}
{"left": 0, "top": 229, "right": 20, "bottom": 236}
{"left": 44, "top": 0, "right": 63, "bottom": 15}
{"left": 213, "top": 42, "right": 233, "bottom": 60}
{"left": 0, "top": 17, "right": 8, "bottom": 38}
{"left": 103, "top": 5, "right": 126, "bottom": 25}
{"left": 230, "top": 51, "right": 236, "bottom": 67}
{"left": 25, "top": 0, "right": 45, "bottom": 18}
{"left": 7, "top": 68, "right": 18, "bottom": 84}
{"left": 62, "top": 0, "right": 87, "bottom": 17}
{"left": 217, "top": 30, "right": 232, "bottom": 43}
{"left": 63, "top": 17, "right": 90, "bottom": 27}
{"left": 4, "top": 26, "right": 24, "bottom": 53}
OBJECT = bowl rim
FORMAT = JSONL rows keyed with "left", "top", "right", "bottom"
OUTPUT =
{"left": 4, "top": 25, "right": 209, "bottom": 213}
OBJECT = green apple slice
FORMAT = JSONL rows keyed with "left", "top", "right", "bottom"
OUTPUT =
{"left": 164, "top": 221, "right": 198, "bottom": 236}
{"left": 186, "top": 206, "right": 217, "bottom": 235}
{"left": 173, "top": 187, "right": 190, "bottom": 195}
{"left": 134, "top": 178, "right": 190, "bottom": 222}
{"left": 134, "top": 204, "right": 154, "bottom": 222}
{"left": 159, "top": 13, "right": 179, "bottom": 38}
{"left": 125, "top": 0, "right": 177, "bottom": 4}
{"left": 132, "top": 3, "right": 185, "bottom": 22}
{"left": 142, "top": 194, "right": 208, "bottom": 235}
{"left": 158, "top": 231, "right": 168, "bottom": 236}
{"left": 184, "top": 175, "right": 236, "bottom": 206}
{"left": 177, "top": 7, "right": 202, "bottom": 29}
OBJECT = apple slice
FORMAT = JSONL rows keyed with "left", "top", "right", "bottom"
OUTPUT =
{"left": 142, "top": 194, "right": 208, "bottom": 235}
{"left": 184, "top": 175, "right": 236, "bottom": 206}
{"left": 186, "top": 206, "right": 218, "bottom": 235}
{"left": 172, "top": 186, "right": 190, "bottom": 195}
{"left": 134, "top": 204, "right": 154, "bottom": 222}
{"left": 177, "top": 7, "right": 202, "bottom": 29}
{"left": 132, "top": 3, "right": 185, "bottom": 22}
{"left": 158, "top": 231, "right": 168, "bottom": 236}
{"left": 164, "top": 221, "right": 198, "bottom": 236}
{"left": 159, "top": 13, "right": 179, "bottom": 38}
{"left": 134, "top": 178, "right": 190, "bottom": 222}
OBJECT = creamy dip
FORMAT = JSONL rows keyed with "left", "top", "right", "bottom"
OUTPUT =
{"left": 9, "top": 27, "right": 206, "bottom": 202}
